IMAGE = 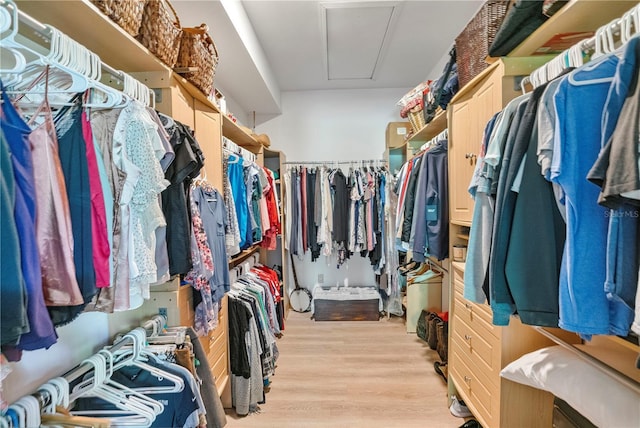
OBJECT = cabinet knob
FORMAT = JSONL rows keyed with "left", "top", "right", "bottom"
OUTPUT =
{"left": 464, "top": 376, "right": 472, "bottom": 383}
{"left": 464, "top": 153, "right": 477, "bottom": 159}
{"left": 465, "top": 303, "right": 472, "bottom": 310}
{"left": 464, "top": 334, "right": 472, "bottom": 341}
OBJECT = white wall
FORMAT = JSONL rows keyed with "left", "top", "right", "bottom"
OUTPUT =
{"left": 256, "top": 87, "right": 409, "bottom": 291}
{"left": 2, "top": 312, "right": 109, "bottom": 403}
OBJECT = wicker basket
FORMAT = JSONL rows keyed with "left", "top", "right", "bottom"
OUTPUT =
{"left": 408, "top": 105, "right": 426, "bottom": 132}
{"left": 137, "top": 0, "right": 182, "bottom": 67}
{"left": 90, "top": 0, "right": 145, "bottom": 37}
{"left": 455, "top": 0, "right": 509, "bottom": 88}
{"left": 175, "top": 24, "right": 219, "bottom": 96}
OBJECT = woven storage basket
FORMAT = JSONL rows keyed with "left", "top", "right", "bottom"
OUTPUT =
{"left": 90, "top": 0, "right": 145, "bottom": 37}
{"left": 175, "top": 24, "right": 219, "bottom": 96}
{"left": 408, "top": 105, "right": 426, "bottom": 132}
{"left": 137, "top": 0, "right": 182, "bottom": 67}
{"left": 455, "top": 0, "right": 509, "bottom": 88}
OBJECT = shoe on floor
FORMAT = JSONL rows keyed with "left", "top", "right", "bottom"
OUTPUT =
{"left": 458, "top": 419, "right": 481, "bottom": 428}
{"left": 434, "top": 361, "right": 447, "bottom": 383}
{"left": 450, "top": 395, "right": 473, "bottom": 418}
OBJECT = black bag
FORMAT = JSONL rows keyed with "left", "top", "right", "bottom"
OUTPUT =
{"left": 423, "top": 47, "right": 457, "bottom": 124}
{"left": 436, "top": 320, "right": 449, "bottom": 363}
{"left": 427, "top": 313, "right": 443, "bottom": 350}
{"left": 416, "top": 309, "right": 430, "bottom": 342}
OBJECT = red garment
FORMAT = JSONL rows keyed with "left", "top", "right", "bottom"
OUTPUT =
{"left": 81, "top": 111, "right": 110, "bottom": 288}
{"left": 260, "top": 168, "right": 280, "bottom": 250}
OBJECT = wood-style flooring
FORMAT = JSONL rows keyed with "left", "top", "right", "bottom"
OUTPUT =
{"left": 224, "top": 311, "right": 464, "bottom": 428}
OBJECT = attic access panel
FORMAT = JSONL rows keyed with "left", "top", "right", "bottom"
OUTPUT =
{"left": 321, "top": 2, "right": 399, "bottom": 80}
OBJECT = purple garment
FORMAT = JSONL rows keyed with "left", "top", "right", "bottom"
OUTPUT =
{"left": 1, "top": 89, "right": 57, "bottom": 353}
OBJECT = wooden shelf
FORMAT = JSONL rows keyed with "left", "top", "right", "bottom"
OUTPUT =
{"left": 229, "top": 244, "right": 261, "bottom": 267}
{"left": 223, "top": 115, "right": 261, "bottom": 150}
{"left": 508, "top": 0, "right": 635, "bottom": 57}
{"left": 17, "top": 0, "right": 262, "bottom": 152}
{"left": 17, "top": 0, "right": 167, "bottom": 73}
{"left": 408, "top": 109, "right": 448, "bottom": 143}
{"left": 456, "top": 234, "right": 470, "bottom": 241}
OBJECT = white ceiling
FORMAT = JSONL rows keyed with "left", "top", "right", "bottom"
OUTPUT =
{"left": 173, "top": 0, "right": 483, "bottom": 117}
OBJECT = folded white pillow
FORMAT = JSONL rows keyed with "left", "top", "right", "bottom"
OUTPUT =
{"left": 500, "top": 346, "right": 640, "bottom": 428}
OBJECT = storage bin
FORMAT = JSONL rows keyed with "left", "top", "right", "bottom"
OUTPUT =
{"left": 455, "top": 0, "right": 509, "bottom": 88}
{"left": 137, "top": 0, "right": 182, "bottom": 67}
{"left": 176, "top": 24, "right": 219, "bottom": 96}
{"left": 90, "top": 0, "right": 145, "bottom": 37}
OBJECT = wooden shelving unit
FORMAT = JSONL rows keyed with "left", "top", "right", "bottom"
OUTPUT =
{"left": 229, "top": 244, "right": 262, "bottom": 267}
{"left": 508, "top": 0, "right": 635, "bottom": 57}
{"left": 17, "top": 0, "right": 260, "bottom": 150}
{"left": 408, "top": 109, "right": 447, "bottom": 144}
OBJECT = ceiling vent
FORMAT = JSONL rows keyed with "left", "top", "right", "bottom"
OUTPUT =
{"left": 320, "top": 1, "right": 399, "bottom": 80}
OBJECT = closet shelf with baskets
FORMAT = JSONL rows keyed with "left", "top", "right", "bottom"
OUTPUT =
{"left": 408, "top": 108, "right": 448, "bottom": 144}
{"left": 16, "top": 0, "right": 261, "bottom": 150}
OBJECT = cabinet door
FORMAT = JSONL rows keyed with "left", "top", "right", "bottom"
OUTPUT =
{"left": 194, "top": 101, "right": 223, "bottom": 190}
{"left": 450, "top": 98, "right": 475, "bottom": 224}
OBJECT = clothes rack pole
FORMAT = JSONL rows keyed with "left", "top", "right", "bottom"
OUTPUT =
{"left": 523, "top": 3, "right": 639, "bottom": 89}
{"left": 0, "top": 0, "right": 150, "bottom": 99}
{"left": 282, "top": 159, "right": 387, "bottom": 166}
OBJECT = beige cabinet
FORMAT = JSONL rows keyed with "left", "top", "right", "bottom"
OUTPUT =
{"left": 448, "top": 58, "right": 549, "bottom": 225}
{"left": 449, "top": 264, "right": 574, "bottom": 428}
{"left": 447, "top": 57, "right": 561, "bottom": 428}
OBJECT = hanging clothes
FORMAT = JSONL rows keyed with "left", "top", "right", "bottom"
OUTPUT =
{"left": 192, "top": 185, "right": 231, "bottom": 302}
{"left": 51, "top": 94, "right": 96, "bottom": 325}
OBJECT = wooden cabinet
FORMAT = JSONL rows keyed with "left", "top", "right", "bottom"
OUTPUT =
{"left": 448, "top": 57, "right": 550, "bottom": 225}
{"left": 450, "top": 264, "right": 576, "bottom": 428}
{"left": 199, "top": 295, "right": 231, "bottom": 405}
{"left": 447, "top": 56, "right": 560, "bottom": 428}
{"left": 260, "top": 148, "right": 290, "bottom": 315}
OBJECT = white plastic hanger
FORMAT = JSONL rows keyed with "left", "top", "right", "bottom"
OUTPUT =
{"left": 110, "top": 328, "right": 185, "bottom": 394}
{"left": 96, "top": 349, "right": 164, "bottom": 416}
{"left": 70, "top": 354, "right": 156, "bottom": 427}
{"left": 568, "top": 25, "right": 616, "bottom": 86}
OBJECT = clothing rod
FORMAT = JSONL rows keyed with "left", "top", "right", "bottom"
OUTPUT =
{"left": 527, "top": 4, "right": 634, "bottom": 82}
{"left": 533, "top": 327, "right": 640, "bottom": 394}
{"left": 62, "top": 315, "right": 161, "bottom": 383}
{"left": 4, "top": 0, "right": 149, "bottom": 101}
{"left": 10, "top": 5, "right": 125, "bottom": 82}
{"left": 282, "top": 159, "right": 387, "bottom": 165}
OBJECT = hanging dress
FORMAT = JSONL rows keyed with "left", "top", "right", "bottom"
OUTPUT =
{"left": 27, "top": 86, "right": 83, "bottom": 307}
{"left": 1, "top": 83, "right": 57, "bottom": 351}
{"left": 52, "top": 93, "right": 96, "bottom": 325}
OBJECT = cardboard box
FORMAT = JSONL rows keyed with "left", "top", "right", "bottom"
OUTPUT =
{"left": 386, "top": 122, "right": 410, "bottom": 149}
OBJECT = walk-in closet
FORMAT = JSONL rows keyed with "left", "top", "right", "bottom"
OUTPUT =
{"left": 1, "top": 1, "right": 639, "bottom": 427}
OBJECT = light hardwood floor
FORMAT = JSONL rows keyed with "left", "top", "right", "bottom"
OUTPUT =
{"left": 224, "top": 311, "right": 464, "bottom": 428}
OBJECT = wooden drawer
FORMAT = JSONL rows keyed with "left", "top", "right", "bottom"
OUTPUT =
{"left": 452, "top": 263, "right": 465, "bottom": 295}
{"left": 454, "top": 288, "right": 496, "bottom": 337}
{"left": 208, "top": 329, "right": 227, "bottom": 366}
{"left": 211, "top": 350, "right": 228, "bottom": 388}
{"left": 451, "top": 343, "right": 496, "bottom": 428}
{"left": 452, "top": 314, "right": 501, "bottom": 386}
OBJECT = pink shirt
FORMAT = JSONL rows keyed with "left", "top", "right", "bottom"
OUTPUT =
{"left": 82, "top": 111, "right": 111, "bottom": 288}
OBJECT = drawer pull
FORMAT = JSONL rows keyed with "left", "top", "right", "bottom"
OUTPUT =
{"left": 464, "top": 334, "right": 472, "bottom": 341}
{"left": 464, "top": 375, "right": 472, "bottom": 383}
{"left": 464, "top": 303, "right": 472, "bottom": 310}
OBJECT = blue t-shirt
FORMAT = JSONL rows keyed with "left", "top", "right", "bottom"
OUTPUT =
{"left": 228, "top": 155, "right": 249, "bottom": 249}
{"left": 551, "top": 53, "right": 619, "bottom": 337}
